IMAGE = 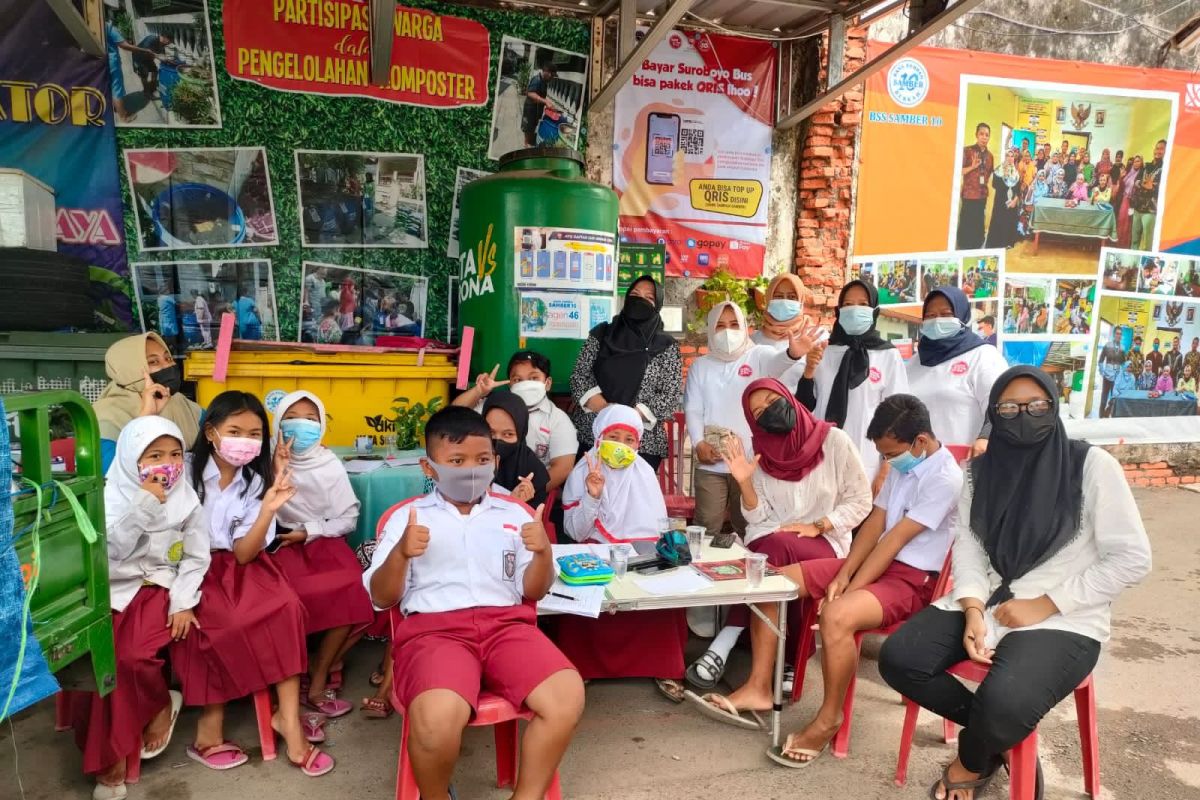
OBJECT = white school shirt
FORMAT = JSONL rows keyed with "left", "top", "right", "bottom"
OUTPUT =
{"left": 741, "top": 427, "right": 873, "bottom": 554}
{"left": 749, "top": 332, "right": 807, "bottom": 392}
{"left": 874, "top": 444, "right": 962, "bottom": 572}
{"left": 935, "top": 448, "right": 1152, "bottom": 645}
{"left": 196, "top": 458, "right": 272, "bottom": 551}
{"left": 905, "top": 345, "right": 1008, "bottom": 451}
{"left": 684, "top": 345, "right": 804, "bottom": 475}
{"left": 363, "top": 490, "right": 536, "bottom": 615}
{"left": 810, "top": 346, "right": 908, "bottom": 481}
{"left": 475, "top": 396, "right": 578, "bottom": 468}
{"left": 106, "top": 492, "right": 211, "bottom": 615}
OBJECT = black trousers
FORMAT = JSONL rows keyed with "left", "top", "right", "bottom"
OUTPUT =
{"left": 1100, "top": 377, "right": 1115, "bottom": 418}
{"left": 879, "top": 606, "right": 1100, "bottom": 773}
{"left": 957, "top": 198, "right": 987, "bottom": 249}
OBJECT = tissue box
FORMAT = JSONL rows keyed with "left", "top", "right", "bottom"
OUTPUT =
{"left": 0, "top": 169, "right": 56, "bottom": 251}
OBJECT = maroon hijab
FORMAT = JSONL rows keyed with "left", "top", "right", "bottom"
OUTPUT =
{"left": 741, "top": 378, "right": 832, "bottom": 482}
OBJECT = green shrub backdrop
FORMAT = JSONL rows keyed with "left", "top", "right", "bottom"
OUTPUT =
{"left": 117, "top": 0, "right": 590, "bottom": 341}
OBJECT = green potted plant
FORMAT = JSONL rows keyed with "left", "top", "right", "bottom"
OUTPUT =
{"left": 390, "top": 395, "right": 444, "bottom": 450}
{"left": 689, "top": 271, "right": 769, "bottom": 334}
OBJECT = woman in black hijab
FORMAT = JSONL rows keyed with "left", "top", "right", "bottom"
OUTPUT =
{"left": 569, "top": 276, "right": 682, "bottom": 471}
{"left": 483, "top": 391, "right": 550, "bottom": 508}
{"left": 878, "top": 366, "right": 1151, "bottom": 800}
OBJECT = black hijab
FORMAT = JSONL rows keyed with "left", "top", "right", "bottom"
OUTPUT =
{"left": 968, "top": 366, "right": 1091, "bottom": 606}
{"left": 917, "top": 286, "right": 988, "bottom": 367}
{"left": 483, "top": 391, "right": 550, "bottom": 508}
{"left": 825, "top": 280, "right": 893, "bottom": 428}
{"left": 591, "top": 276, "right": 674, "bottom": 406}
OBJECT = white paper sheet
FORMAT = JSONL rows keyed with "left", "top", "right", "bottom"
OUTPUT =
{"left": 343, "top": 459, "right": 386, "bottom": 473}
{"left": 537, "top": 580, "right": 605, "bottom": 618}
{"left": 632, "top": 568, "right": 712, "bottom": 596}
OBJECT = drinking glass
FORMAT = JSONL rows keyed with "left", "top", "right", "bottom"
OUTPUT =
{"left": 611, "top": 547, "right": 629, "bottom": 579}
{"left": 746, "top": 553, "right": 768, "bottom": 587}
{"left": 685, "top": 525, "right": 705, "bottom": 561}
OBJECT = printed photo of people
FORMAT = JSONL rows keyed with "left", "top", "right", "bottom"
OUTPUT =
{"left": 876, "top": 259, "right": 918, "bottom": 304}
{"left": 296, "top": 151, "right": 428, "bottom": 248}
{"left": 1090, "top": 295, "right": 1200, "bottom": 418}
{"left": 1176, "top": 258, "right": 1200, "bottom": 298}
{"left": 300, "top": 262, "right": 427, "bottom": 345}
{"left": 105, "top": 0, "right": 221, "bottom": 127}
{"left": 488, "top": 36, "right": 587, "bottom": 160}
{"left": 1053, "top": 279, "right": 1096, "bottom": 335}
{"left": 1101, "top": 248, "right": 1141, "bottom": 291}
{"left": 855, "top": 263, "right": 874, "bottom": 284}
{"left": 1003, "top": 276, "right": 1053, "bottom": 335}
{"left": 954, "top": 81, "right": 1174, "bottom": 276}
{"left": 1002, "top": 340, "right": 1091, "bottom": 419}
{"left": 1136, "top": 255, "right": 1177, "bottom": 295}
{"left": 960, "top": 254, "right": 1000, "bottom": 298}
{"left": 920, "top": 259, "right": 959, "bottom": 296}
{"left": 131, "top": 260, "right": 277, "bottom": 350}
{"left": 124, "top": 147, "right": 277, "bottom": 250}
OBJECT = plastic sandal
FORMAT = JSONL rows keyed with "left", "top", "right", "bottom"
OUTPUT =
{"left": 928, "top": 760, "right": 999, "bottom": 800}
{"left": 302, "top": 712, "right": 327, "bottom": 743}
{"left": 683, "top": 690, "right": 765, "bottom": 731}
{"left": 92, "top": 782, "right": 127, "bottom": 800}
{"left": 684, "top": 650, "right": 726, "bottom": 690}
{"left": 766, "top": 742, "right": 826, "bottom": 769}
{"left": 288, "top": 745, "right": 335, "bottom": 777}
{"left": 654, "top": 678, "right": 686, "bottom": 704}
{"left": 360, "top": 697, "right": 393, "bottom": 719}
{"left": 141, "top": 689, "right": 183, "bottom": 760}
{"left": 186, "top": 741, "right": 249, "bottom": 771}
{"left": 303, "top": 689, "right": 353, "bottom": 718}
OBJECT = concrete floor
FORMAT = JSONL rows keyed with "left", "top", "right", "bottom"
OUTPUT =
{"left": 3, "top": 487, "right": 1199, "bottom": 800}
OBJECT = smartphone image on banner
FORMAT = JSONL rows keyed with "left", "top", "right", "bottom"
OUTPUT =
{"left": 645, "top": 112, "right": 681, "bottom": 185}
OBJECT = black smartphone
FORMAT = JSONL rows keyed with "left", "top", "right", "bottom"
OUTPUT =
{"left": 265, "top": 537, "right": 285, "bottom": 554}
{"left": 711, "top": 531, "right": 736, "bottom": 549}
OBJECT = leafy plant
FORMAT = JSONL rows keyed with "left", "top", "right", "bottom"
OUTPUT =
{"left": 171, "top": 77, "right": 216, "bottom": 125}
{"left": 688, "top": 270, "right": 770, "bottom": 333}
{"left": 390, "top": 395, "right": 444, "bottom": 450}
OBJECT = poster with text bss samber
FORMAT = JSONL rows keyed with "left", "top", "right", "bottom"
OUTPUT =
{"left": 613, "top": 30, "right": 776, "bottom": 278}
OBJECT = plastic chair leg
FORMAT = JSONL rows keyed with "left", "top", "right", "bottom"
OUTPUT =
{"left": 1009, "top": 729, "right": 1038, "bottom": 800}
{"left": 1075, "top": 679, "right": 1099, "bottom": 797}
{"left": 830, "top": 632, "right": 865, "bottom": 759}
{"left": 253, "top": 690, "right": 276, "bottom": 761}
{"left": 494, "top": 717, "right": 521, "bottom": 788}
{"left": 396, "top": 715, "right": 420, "bottom": 800}
{"left": 54, "top": 692, "right": 72, "bottom": 732}
{"left": 943, "top": 718, "right": 958, "bottom": 744}
{"left": 789, "top": 604, "right": 819, "bottom": 704}
{"left": 546, "top": 769, "right": 564, "bottom": 800}
{"left": 894, "top": 699, "right": 922, "bottom": 786}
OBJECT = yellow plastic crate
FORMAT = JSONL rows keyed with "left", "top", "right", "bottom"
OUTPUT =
{"left": 184, "top": 348, "right": 457, "bottom": 447}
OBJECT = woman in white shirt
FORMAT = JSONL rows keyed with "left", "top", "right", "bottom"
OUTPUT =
{"left": 751, "top": 273, "right": 810, "bottom": 390}
{"left": 879, "top": 366, "right": 1151, "bottom": 800}
{"left": 683, "top": 379, "right": 872, "bottom": 706}
{"left": 906, "top": 287, "right": 1008, "bottom": 460}
{"left": 796, "top": 279, "right": 907, "bottom": 493}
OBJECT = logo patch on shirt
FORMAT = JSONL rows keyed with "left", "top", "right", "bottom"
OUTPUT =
{"left": 869, "top": 367, "right": 882, "bottom": 383}
{"left": 167, "top": 540, "right": 183, "bottom": 563}
{"left": 950, "top": 360, "right": 969, "bottom": 376}
{"left": 503, "top": 549, "right": 517, "bottom": 581}
{"left": 738, "top": 364, "right": 753, "bottom": 377}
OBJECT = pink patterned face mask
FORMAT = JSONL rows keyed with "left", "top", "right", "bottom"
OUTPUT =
{"left": 215, "top": 435, "right": 262, "bottom": 467}
{"left": 138, "top": 461, "right": 184, "bottom": 491}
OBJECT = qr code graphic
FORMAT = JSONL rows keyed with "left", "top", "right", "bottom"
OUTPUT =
{"left": 680, "top": 127, "right": 705, "bottom": 155}
{"left": 651, "top": 135, "right": 673, "bottom": 156}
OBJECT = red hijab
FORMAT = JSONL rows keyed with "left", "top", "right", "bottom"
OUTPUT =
{"left": 741, "top": 378, "right": 831, "bottom": 482}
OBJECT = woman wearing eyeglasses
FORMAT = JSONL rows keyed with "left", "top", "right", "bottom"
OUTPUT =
{"left": 878, "top": 366, "right": 1151, "bottom": 800}
{"left": 906, "top": 287, "right": 1008, "bottom": 460}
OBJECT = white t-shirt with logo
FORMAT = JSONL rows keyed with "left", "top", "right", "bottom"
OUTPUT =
{"left": 810, "top": 345, "right": 908, "bottom": 481}
{"left": 905, "top": 344, "right": 1009, "bottom": 452}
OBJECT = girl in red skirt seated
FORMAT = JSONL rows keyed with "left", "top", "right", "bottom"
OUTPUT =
{"left": 269, "top": 390, "right": 374, "bottom": 719}
{"left": 560, "top": 404, "right": 688, "bottom": 700}
{"left": 174, "top": 390, "right": 335, "bottom": 777}
{"left": 79, "top": 417, "right": 210, "bottom": 800}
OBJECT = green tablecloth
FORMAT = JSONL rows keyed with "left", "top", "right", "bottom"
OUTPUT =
{"left": 332, "top": 447, "right": 430, "bottom": 549}
{"left": 1111, "top": 390, "right": 1197, "bottom": 418}
{"left": 1031, "top": 198, "right": 1117, "bottom": 241}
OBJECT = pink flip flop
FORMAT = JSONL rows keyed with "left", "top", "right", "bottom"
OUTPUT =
{"left": 303, "top": 690, "right": 352, "bottom": 719}
{"left": 301, "top": 712, "right": 327, "bottom": 743}
{"left": 289, "top": 745, "right": 335, "bottom": 777}
{"left": 186, "top": 741, "right": 249, "bottom": 771}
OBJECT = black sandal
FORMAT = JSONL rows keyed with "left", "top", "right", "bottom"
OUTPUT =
{"left": 685, "top": 651, "right": 725, "bottom": 690}
{"left": 928, "top": 759, "right": 1000, "bottom": 800}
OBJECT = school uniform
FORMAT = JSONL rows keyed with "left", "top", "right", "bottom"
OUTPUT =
{"left": 906, "top": 344, "right": 1008, "bottom": 452}
{"left": 799, "top": 444, "right": 961, "bottom": 628}
{"left": 364, "top": 491, "right": 574, "bottom": 711}
{"left": 270, "top": 392, "right": 374, "bottom": 633}
{"left": 71, "top": 418, "right": 209, "bottom": 775}
{"left": 171, "top": 459, "right": 308, "bottom": 706}
{"left": 473, "top": 394, "right": 578, "bottom": 470}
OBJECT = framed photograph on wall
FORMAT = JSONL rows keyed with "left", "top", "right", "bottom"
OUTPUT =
{"left": 299, "top": 261, "right": 427, "bottom": 345}
{"left": 1095, "top": 109, "right": 1107, "bottom": 127}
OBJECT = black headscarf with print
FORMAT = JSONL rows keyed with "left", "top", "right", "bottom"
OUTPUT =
{"left": 825, "top": 280, "right": 893, "bottom": 428}
{"left": 590, "top": 276, "right": 673, "bottom": 406}
{"left": 483, "top": 391, "right": 550, "bottom": 508}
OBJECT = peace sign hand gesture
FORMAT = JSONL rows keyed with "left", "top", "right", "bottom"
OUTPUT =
{"left": 263, "top": 467, "right": 297, "bottom": 513}
{"left": 475, "top": 364, "right": 510, "bottom": 397}
{"left": 273, "top": 436, "right": 293, "bottom": 477}
{"left": 584, "top": 453, "right": 605, "bottom": 499}
{"left": 721, "top": 435, "right": 760, "bottom": 485}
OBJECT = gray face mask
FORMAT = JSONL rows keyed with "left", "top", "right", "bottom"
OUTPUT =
{"left": 428, "top": 460, "right": 495, "bottom": 503}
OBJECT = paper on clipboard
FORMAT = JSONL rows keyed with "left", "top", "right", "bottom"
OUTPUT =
{"left": 537, "top": 580, "right": 605, "bottom": 617}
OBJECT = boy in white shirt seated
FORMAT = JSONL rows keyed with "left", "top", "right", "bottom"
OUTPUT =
{"left": 365, "top": 407, "right": 584, "bottom": 800}
{"left": 767, "top": 394, "right": 962, "bottom": 767}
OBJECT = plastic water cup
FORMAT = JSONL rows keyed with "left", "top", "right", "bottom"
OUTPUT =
{"left": 657, "top": 517, "right": 671, "bottom": 534}
{"left": 746, "top": 553, "right": 768, "bottom": 588}
{"left": 685, "top": 525, "right": 705, "bottom": 560}
{"left": 611, "top": 548, "right": 629, "bottom": 579}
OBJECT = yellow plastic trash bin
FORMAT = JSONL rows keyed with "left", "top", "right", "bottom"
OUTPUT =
{"left": 183, "top": 346, "right": 457, "bottom": 447}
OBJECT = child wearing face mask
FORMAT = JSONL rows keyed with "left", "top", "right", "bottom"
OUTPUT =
{"left": 685, "top": 301, "right": 818, "bottom": 540}
{"left": 175, "top": 391, "right": 335, "bottom": 778}
{"left": 74, "top": 417, "right": 209, "bottom": 800}
{"left": 364, "top": 406, "right": 583, "bottom": 800}
{"left": 269, "top": 391, "right": 374, "bottom": 724}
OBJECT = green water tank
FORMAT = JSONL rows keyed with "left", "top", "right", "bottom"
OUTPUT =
{"left": 456, "top": 147, "right": 619, "bottom": 391}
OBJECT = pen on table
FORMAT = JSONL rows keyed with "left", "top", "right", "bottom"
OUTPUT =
{"left": 549, "top": 591, "right": 577, "bottom": 601}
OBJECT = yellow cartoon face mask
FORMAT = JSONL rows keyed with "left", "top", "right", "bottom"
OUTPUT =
{"left": 598, "top": 439, "right": 637, "bottom": 470}
{"left": 167, "top": 540, "right": 184, "bottom": 563}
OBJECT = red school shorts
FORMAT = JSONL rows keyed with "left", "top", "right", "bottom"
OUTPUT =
{"left": 392, "top": 603, "right": 576, "bottom": 713}
{"left": 800, "top": 557, "right": 938, "bottom": 629}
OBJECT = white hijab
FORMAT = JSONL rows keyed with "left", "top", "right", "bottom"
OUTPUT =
{"left": 104, "top": 416, "right": 200, "bottom": 534}
{"left": 271, "top": 390, "right": 359, "bottom": 530}
{"left": 564, "top": 404, "right": 666, "bottom": 541}
{"left": 706, "top": 300, "right": 754, "bottom": 362}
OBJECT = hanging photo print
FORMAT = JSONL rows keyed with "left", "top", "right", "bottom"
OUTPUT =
{"left": 300, "top": 262, "right": 428, "bottom": 344}
{"left": 295, "top": 150, "right": 428, "bottom": 248}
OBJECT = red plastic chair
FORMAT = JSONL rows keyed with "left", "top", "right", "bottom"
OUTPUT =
{"left": 894, "top": 662, "right": 1098, "bottom": 798}
{"left": 659, "top": 411, "right": 695, "bottom": 520}
{"left": 50, "top": 437, "right": 77, "bottom": 472}
{"left": 387, "top": 608, "right": 563, "bottom": 800}
{"left": 542, "top": 489, "right": 559, "bottom": 544}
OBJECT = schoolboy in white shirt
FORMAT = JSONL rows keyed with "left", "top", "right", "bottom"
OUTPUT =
{"left": 365, "top": 407, "right": 584, "bottom": 800}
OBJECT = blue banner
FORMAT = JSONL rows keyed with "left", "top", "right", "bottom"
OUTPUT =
{"left": 0, "top": 1, "right": 132, "bottom": 330}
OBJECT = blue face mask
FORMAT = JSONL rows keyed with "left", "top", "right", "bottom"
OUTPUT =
{"left": 838, "top": 305, "right": 875, "bottom": 336}
{"left": 888, "top": 443, "right": 927, "bottom": 474}
{"left": 280, "top": 418, "right": 322, "bottom": 453}
{"left": 921, "top": 317, "right": 963, "bottom": 341}
{"left": 767, "top": 298, "right": 802, "bottom": 322}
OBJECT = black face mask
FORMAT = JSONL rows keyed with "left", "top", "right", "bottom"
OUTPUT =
{"left": 757, "top": 398, "right": 797, "bottom": 434}
{"left": 493, "top": 438, "right": 521, "bottom": 461}
{"left": 149, "top": 364, "right": 182, "bottom": 396}
{"left": 993, "top": 412, "right": 1056, "bottom": 447}
{"left": 622, "top": 295, "right": 656, "bottom": 322}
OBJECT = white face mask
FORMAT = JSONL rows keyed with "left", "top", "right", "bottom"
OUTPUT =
{"left": 711, "top": 327, "right": 746, "bottom": 355}
{"left": 921, "top": 317, "right": 964, "bottom": 340}
{"left": 510, "top": 379, "right": 548, "bottom": 408}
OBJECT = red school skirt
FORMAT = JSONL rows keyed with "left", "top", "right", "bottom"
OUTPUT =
{"left": 553, "top": 610, "right": 687, "bottom": 681}
{"left": 272, "top": 536, "right": 375, "bottom": 634}
{"left": 70, "top": 586, "right": 173, "bottom": 775}
{"left": 171, "top": 551, "right": 308, "bottom": 706}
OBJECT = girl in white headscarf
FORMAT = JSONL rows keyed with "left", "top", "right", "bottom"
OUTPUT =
{"left": 269, "top": 391, "right": 374, "bottom": 720}
{"left": 77, "top": 417, "right": 209, "bottom": 799}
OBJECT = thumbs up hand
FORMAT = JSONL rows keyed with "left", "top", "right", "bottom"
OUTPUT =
{"left": 399, "top": 506, "right": 430, "bottom": 558}
{"left": 520, "top": 504, "right": 549, "bottom": 554}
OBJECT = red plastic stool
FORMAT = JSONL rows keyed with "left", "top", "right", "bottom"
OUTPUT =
{"left": 894, "top": 661, "right": 1098, "bottom": 799}
{"left": 391, "top": 690, "right": 563, "bottom": 800}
